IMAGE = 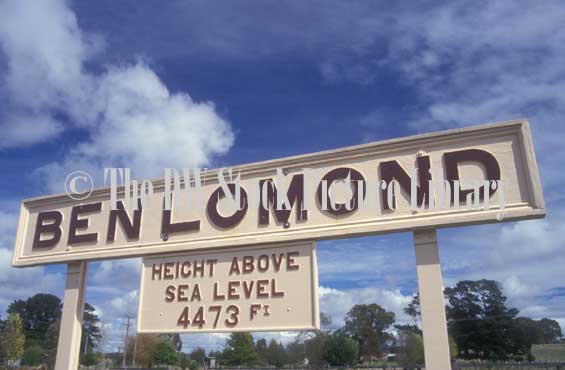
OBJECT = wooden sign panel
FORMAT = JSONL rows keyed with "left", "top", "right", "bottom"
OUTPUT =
{"left": 137, "top": 242, "right": 319, "bottom": 333}
{"left": 12, "top": 119, "right": 545, "bottom": 266}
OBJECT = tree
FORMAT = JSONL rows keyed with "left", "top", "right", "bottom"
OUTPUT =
{"left": 222, "top": 332, "right": 259, "bottom": 366}
{"left": 255, "top": 338, "right": 268, "bottom": 364}
{"left": 127, "top": 334, "right": 162, "bottom": 368}
{"left": 154, "top": 341, "right": 181, "bottom": 366}
{"left": 510, "top": 317, "right": 545, "bottom": 360}
{"left": 397, "top": 332, "right": 424, "bottom": 368}
{"left": 304, "top": 331, "right": 329, "bottom": 366}
{"left": 344, "top": 303, "right": 395, "bottom": 360}
{"left": 81, "top": 351, "right": 99, "bottom": 367}
{"left": 286, "top": 341, "right": 306, "bottom": 366}
{"left": 324, "top": 331, "right": 358, "bottom": 366}
{"left": 190, "top": 347, "right": 207, "bottom": 366}
{"left": 539, "top": 318, "right": 563, "bottom": 343}
{"left": 8, "top": 294, "right": 61, "bottom": 347}
{"left": 394, "top": 324, "right": 422, "bottom": 336}
{"left": 404, "top": 294, "right": 421, "bottom": 324}
{"left": 445, "top": 279, "right": 519, "bottom": 361}
{"left": 82, "top": 303, "right": 102, "bottom": 353}
{"left": 21, "top": 345, "right": 46, "bottom": 366}
{"left": 265, "top": 339, "right": 286, "bottom": 368}
{"left": 1, "top": 313, "right": 25, "bottom": 366}
{"left": 160, "top": 333, "right": 183, "bottom": 351}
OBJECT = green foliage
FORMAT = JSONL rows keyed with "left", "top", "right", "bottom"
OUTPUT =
{"left": 305, "top": 331, "right": 329, "bottom": 366}
{"left": 449, "top": 336, "right": 458, "bottom": 361}
{"left": 265, "top": 339, "right": 286, "bottom": 368}
{"left": 394, "top": 324, "right": 422, "bottom": 336}
{"left": 344, "top": 303, "right": 395, "bottom": 360}
{"left": 81, "top": 303, "right": 102, "bottom": 353}
{"left": 190, "top": 347, "right": 206, "bottom": 366}
{"left": 404, "top": 294, "right": 420, "bottom": 324}
{"left": 1, "top": 313, "right": 25, "bottom": 362}
{"left": 81, "top": 351, "right": 98, "bottom": 366}
{"left": 8, "top": 294, "right": 61, "bottom": 348}
{"left": 222, "top": 332, "right": 259, "bottom": 366}
{"left": 539, "top": 318, "right": 563, "bottom": 343}
{"left": 153, "top": 340, "right": 181, "bottom": 366}
{"left": 21, "top": 345, "right": 46, "bottom": 366}
{"left": 285, "top": 341, "right": 306, "bottom": 366}
{"left": 397, "top": 332, "right": 424, "bottom": 367}
{"left": 445, "top": 279, "right": 519, "bottom": 361}
{"left": 255, "top": 338, "right": 268, "bottom": 364}
{"left": 324, "top": 331, "right": 358, "bottom": 366}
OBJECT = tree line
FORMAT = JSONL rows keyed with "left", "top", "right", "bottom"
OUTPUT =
{"left": 0, "top": 279, "right": 562, "bottom": 368}
{"left": 0, "top": 293, "right": 101, "bottom": 368}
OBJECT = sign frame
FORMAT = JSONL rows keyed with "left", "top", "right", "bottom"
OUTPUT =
{"left": 12, "top": 119, "right": 545, "bottom": 267}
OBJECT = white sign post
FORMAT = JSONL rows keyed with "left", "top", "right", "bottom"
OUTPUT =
{"left": 54, "top": 262, "right": 88, "bottom": 370}
{"left": 414, "top": 229, "right": 452, "bottom": 370}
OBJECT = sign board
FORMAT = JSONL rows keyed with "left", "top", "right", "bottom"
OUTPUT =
{"left": 12, "top": 119, "right": 545, "bottom": 267}
{"left": 137, "top": 241, "right": 319, "bottom": 333}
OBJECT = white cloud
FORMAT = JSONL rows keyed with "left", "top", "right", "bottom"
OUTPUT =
{"left": 0, "top": 248, "right": 64, "bottom": 312}
{"left": 91, "top": 258, "right": 141, "bottom": 292}
{"left": 0, "top": 0, "right": 234, "bottom": 186}
{"left": 0, "top": 211, "right": 18, "bottom": 248}
{"left": 319, "top": 285, "right": 412, "bottom": 329}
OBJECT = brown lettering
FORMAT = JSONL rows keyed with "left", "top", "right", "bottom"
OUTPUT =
{"left": 271, "top": 279, "right": 284, "bottom": 297}
{"left": 165, "top": 285, "right": 175, "bottom": 302}
{"left": 258, "top": 174, "right": 307, "bottom": 225}
{"left": 272, "top": 253, "right": 284, "bottom": 272}
{"left": 178, "top": 284, "right": 189, "bottom": 302}
{"left": 243, "top": 281, "right": 254, "bottom": 299}
{"left": 32, "top": 211, "right": 63, "bottom": 249}
{"left": 257, "top": 279, "right": 269, "bottom": 298}
{"left": 213, "top": 283, "right": 225, "bottom": 300}
{"left": 444, "top": 149, "right": 501, "bottom": 203}
{"left": 107, "top": 200, "right": 142, "bottom": 242}
{"left": 207, "top": 183, "right": 248, "bottom": 228}
{"left": 229, "top": 257, "right": 241, "bottom": 275}
{"left": 68, "top": 202, "right": 102, "bottom": 245}
{"left": 228, "top": 281, "right": 240, "bottom": 300}
{"left": 152, "top": 264, "right": 163, "bottom": 280}
{"left": 287, "top": 251, "right": 299, "bottom": 270}
{"left": 379, "top": 156, "right": 431, "bottom": 210}
{"left": 316, "top": 168, "right": 366, "bottom": 216}
{"left": 243, "top": 256, "right": 254, "bottom": 274}
{"left": 257, "top": 255, "right": 269, "bottom": 272}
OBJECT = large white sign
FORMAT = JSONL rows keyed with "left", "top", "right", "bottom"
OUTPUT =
{"left": 12, "top": 119, "right": 545, "bottom": 266}
{"left": 137, "top": 242, "right": 319, "bottom": 333}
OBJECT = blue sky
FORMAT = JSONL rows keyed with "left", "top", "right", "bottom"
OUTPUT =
{"left": 1, "top": 0, "right": 565, "bottom": 352}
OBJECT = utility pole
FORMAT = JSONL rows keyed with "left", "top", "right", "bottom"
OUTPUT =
{"left": 132, "top": 334, "right": 138, "bottom": 367}
{"left": 122, "top": 316, "right": 133, "bottom": 368}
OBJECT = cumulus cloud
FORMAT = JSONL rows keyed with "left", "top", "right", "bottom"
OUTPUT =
{"left": 0, "top": 249, "right": 64, "bottom": 311}
{"left": 319, "top": 285, "right": 412, "bottom": 329}
{"left": 0, "top": 0, "right": 234, "bottom": 187}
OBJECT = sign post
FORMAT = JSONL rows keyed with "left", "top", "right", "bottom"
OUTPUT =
{"left": 55, "top": 262, "right": 88, "bottom": 370}
{"left": 414, "top": 229, "right": 451, "bottom": 370}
